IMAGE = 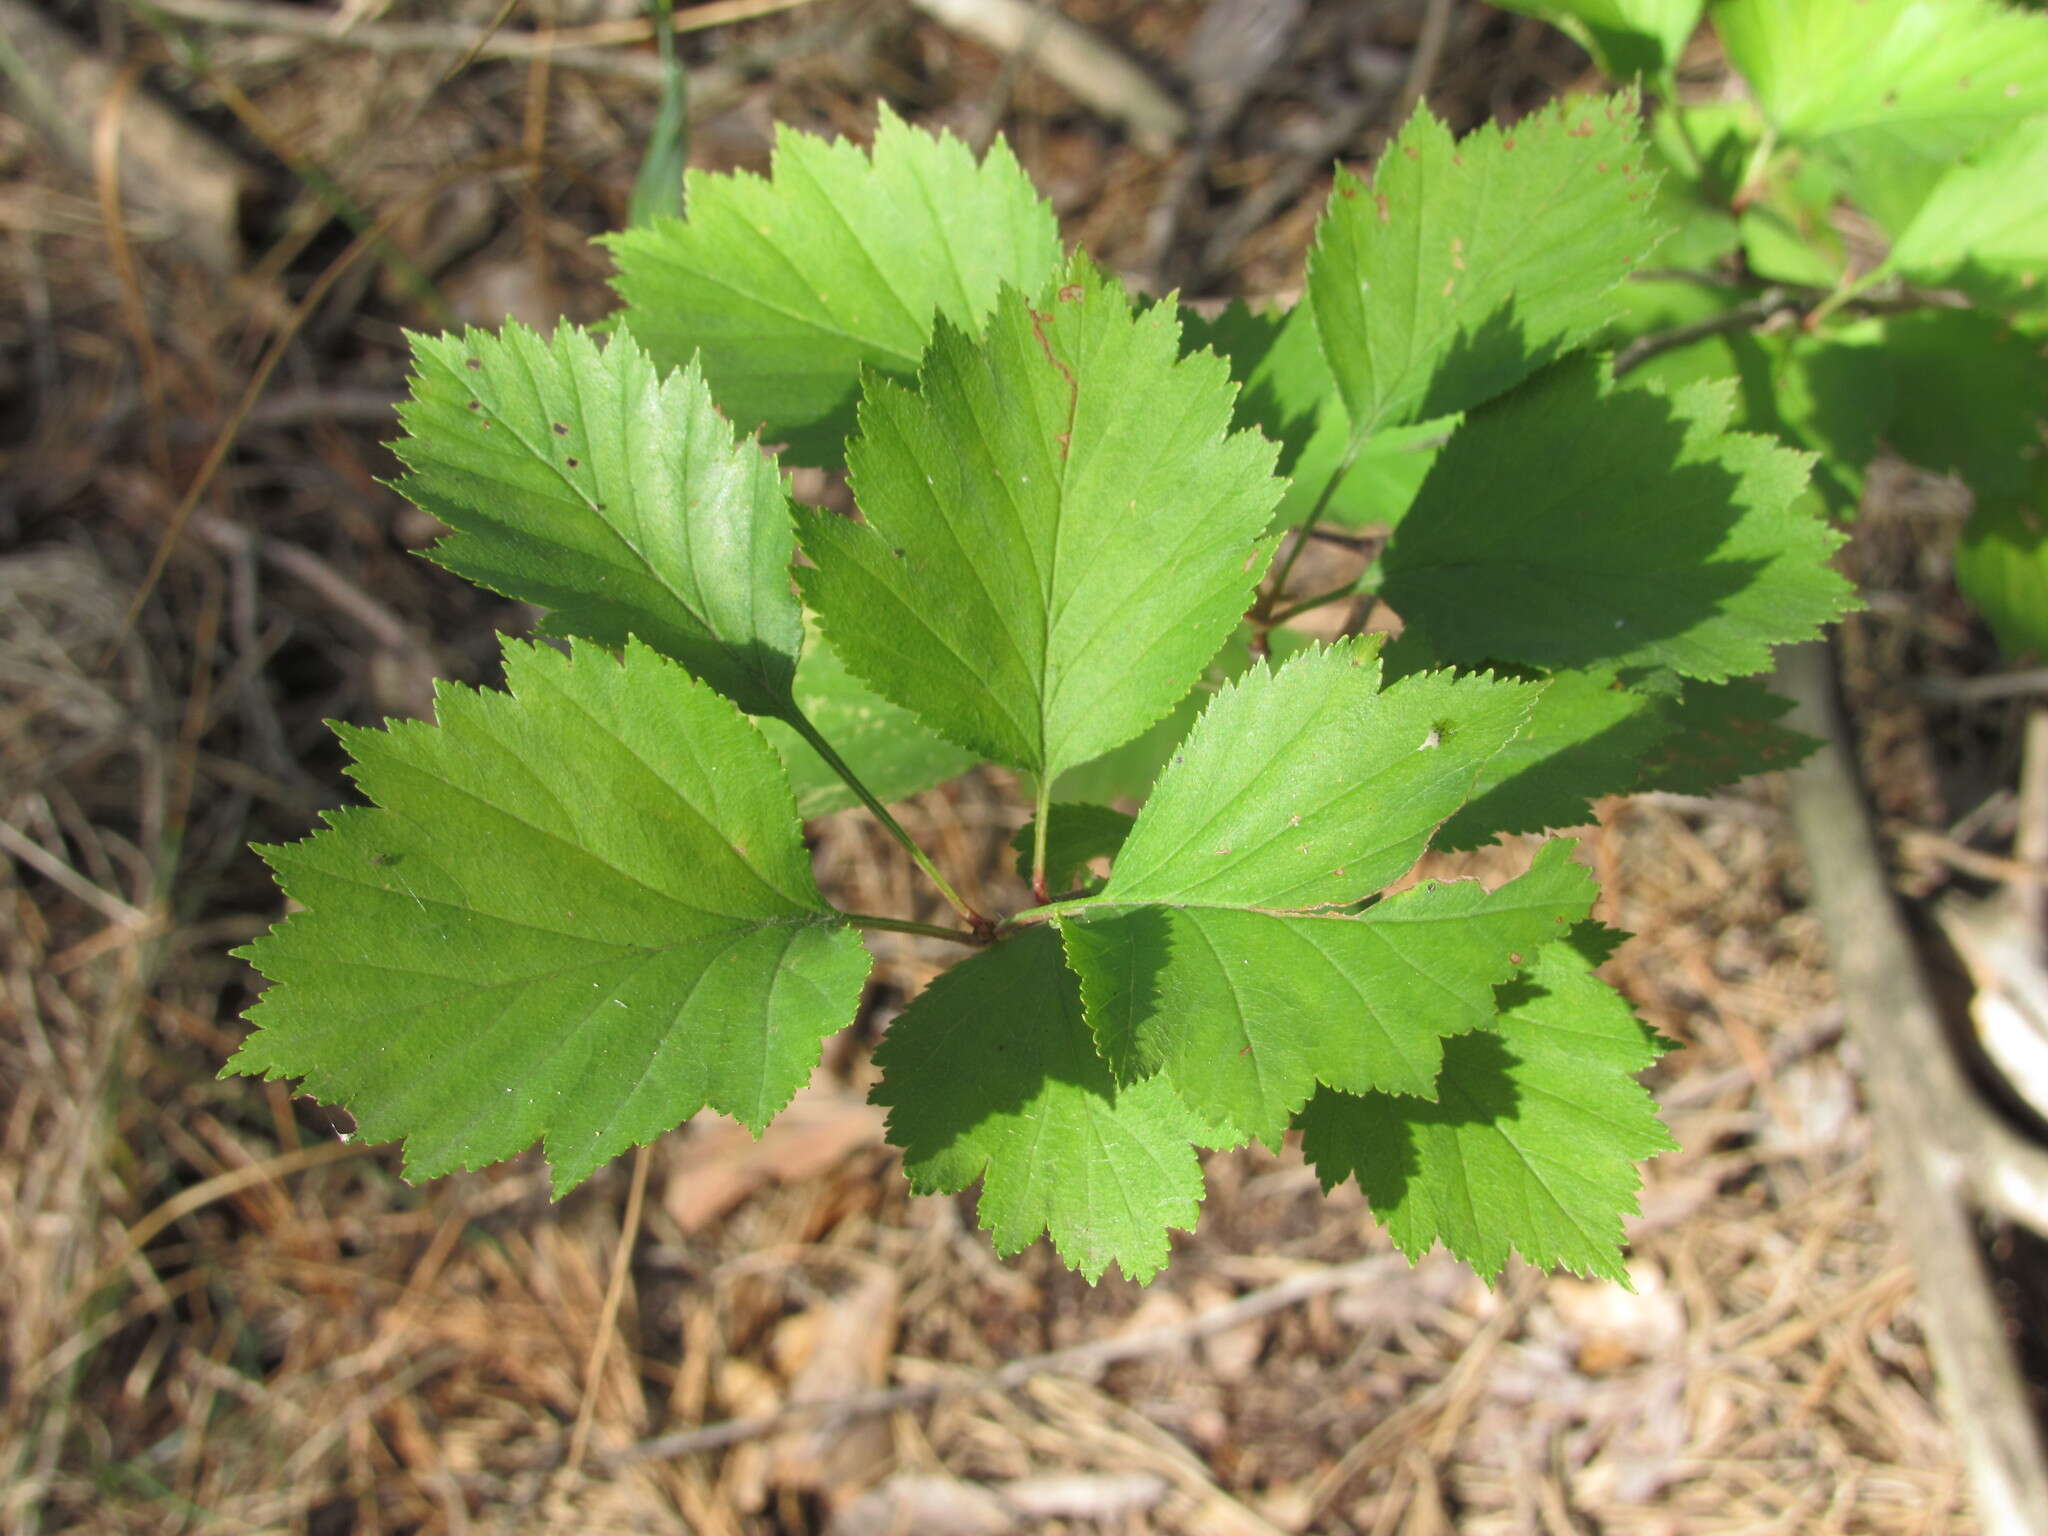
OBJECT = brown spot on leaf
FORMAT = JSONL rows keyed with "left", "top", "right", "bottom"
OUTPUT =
{"left": 465, "top": 357, "right": 482, "bottom": 371}
{"left": 552, "top": 422, "right": 569, "bottom": 436}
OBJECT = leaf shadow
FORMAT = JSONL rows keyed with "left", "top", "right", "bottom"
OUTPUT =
{"left": 1385, "top": 335, "right": 1777, "bottom": 676}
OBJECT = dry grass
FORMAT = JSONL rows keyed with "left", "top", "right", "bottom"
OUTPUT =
{"left": 0, "top": 2, "right": 2011, "bottom": 1531}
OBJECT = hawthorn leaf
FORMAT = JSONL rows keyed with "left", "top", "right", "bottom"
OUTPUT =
{"left": 1955, "top": 464, "right": 2048, "bottom": 661}
{"left": 1306, "top": 92, "right": 1661, "bottom": 441}
{"left": 1433, "top": 665, "right": 1816, "bottom": 851}
{"left": 1434, "top": 669, "right": 1667, "bottom": 850}
{"left": 1061, "top": 840, "right": 1596, "bottom": 1145}
{"left": 1381, "top": 356, "right": 1854, "bottom": 681}
{"left": 1048, "top": 626, "right": 1322, "bottom": 806}
{"left": 1489, "top": 0, "right": 1704, "bottom": 80}
{"left": 758, "top": 617, "right": 979, "bottom": 817}
{"left": 799, "top": 258, "right": 1283, "bottom": 785}
{"left": 605, "top": 104, "right": 1062, "bottom": 465}
{"left": 1180, "top": 298, "right": 1451, "bottom": 530}
{"left": 1011, "top": 804, "right": 1137, "bottom": 894}
{"left": 393, "top": 323, "right": 803, "bottom": 719}
{"left": 1715, "top": 0, "right": 2048, "bottom": 229}
{"left": 1883, "top": 116, "right": 2048, "bottom": 311}
{"left": 871, "top": 925, "right": 1211, "bottom": 1284}
{"left": 227, "top": 638, "right": 873, "bottom": 1196}
{"left": 1101, "top": 640, "right": 1538, "bottom": 911}
{"left": 1299, "top": 933, "right": 1675, "bottom": 1282}
{"left": 1178, "top": 298, "right": 1324, "bottom": 479}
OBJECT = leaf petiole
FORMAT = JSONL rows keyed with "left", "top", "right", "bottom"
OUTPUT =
{"left": 1030, "top": 776, "right": 1053, "bottom": 903}
{"left": 782, "top": 704, "right": 994, "bottom": 936}
{"left": 842, "top": 911, "right": 988, "bottom": 946}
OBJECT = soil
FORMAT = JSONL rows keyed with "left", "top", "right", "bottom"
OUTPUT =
{"left": 1, "top": 2, "right": 2032, "bottom": 1531}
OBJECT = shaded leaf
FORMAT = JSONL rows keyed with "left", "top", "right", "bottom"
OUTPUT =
{"left": 1490, "top": 0, "right": 1704, "bottom": 81}
{"left": 1381, "top": 356, "right": 1854, "bottom": 680}
{"left": 1299, "top": 932, "right": 1674, "bottom": 1282}
{"left": 758, "top": 616, "right": 979, "bottom": 817}
{"left": 1061, "top": 841, "right": 1595, "bottom": 1145}
{"left": 1956, "top": 465, "right": 2048, "bottom": 660}
{"left": 871, "top": 926, "right": 1211, "bottom": 1284}
{"left": 1011, "top": 804, "right": 1138, "bottom": 894}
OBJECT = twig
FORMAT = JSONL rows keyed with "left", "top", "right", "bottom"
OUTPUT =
{"left": 598, "top": 1254, "right": 1404, "bottom": 1468}
{"left": 1613, "top": 289, "right": 1798, "bottom": 378}
{"left": 0, "top": 818, "right": 157, "bottom": 930}
{"left": 187, "top": 512, "right": 427, "bottom": 657}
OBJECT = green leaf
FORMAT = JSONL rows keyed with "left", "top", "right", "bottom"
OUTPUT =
{"left": 1099, "top": 640, "right": 1537, "bottom": 911}
{"left": 1306, "top": 92, "right": 1662, "bottom": 440}
{"left": 1956, "top": 464, "right": 2048, "bottom": 660}
{"left": 1631, "top": 674, "right": 1815, "bottom": 793}
{"left": 799, "top": 258, "right": 1284, "bottom": 785}
{"left": 1884, "top": 310, "right": 2048, "bottom": 499}
{"left": 1181, "top": 299, "right": 1452, "bottom": 530}
{"left": 393, "top": 323, "right": 804, "bottom": 719}
{"left": 871, "top": 925, "right": 1211, "bottom": 1283}
{"left": 228, "top": 639, "right": 874, "bottom": 1195}
{"left": 1489, "top": 0, "right": 1705, "bottom": 81}
{"left": 1883, "top": 116, "right": 2048, "bottom": 309}
{"left": 1715, "top": 0, "right": 2048, "bottom": 230}
{"left": 1061, "top": 840, "right": 1596, "bottom": 1146}
{"left": 757, "top": 616, "right": 980, "bottom": 817}
{"left": 1011, "top": 804, "right": 1137, "bottom": 894}
{"left": 1436, "top": 667, "right": 1817, "bottom": 850}
{"left": 1640, "top": 104, "right": 1747, "bottom": 271}
{"left": 1381, "top": 355, "right": 1854, "bottom": 680}
{"left": 1298, "top": 932, "right": 1675, "bottom": 1282}
{"left": 605, "top": 104, "right": 1062, "bottom": 465}
{"left": 1435, "top": 669, "right": 1667, "bottom": 849}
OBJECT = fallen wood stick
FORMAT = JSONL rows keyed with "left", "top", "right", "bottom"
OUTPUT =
{"left": 1778, "top": 639, "right": 2048, "bottom": 1536}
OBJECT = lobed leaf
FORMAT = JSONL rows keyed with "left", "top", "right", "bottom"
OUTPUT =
{"left": 1061, "top": 842, "right": 1598, "bottom": 1146}
{"left": 227, "top": 639, "right": 873, "bottom": 1195}
{"left": 1299, "top": 931, "right": 1675, "bottom": 1282}
{"left": 1882, "top": 116, "right": 2048, "bottom": 312}
{"left": 393, "top": 323, "right": 804, "bottom": 719}
{"left": 1381, "top": 355, "right": 1855, "bottom": 681}
{"left": 1305, "top": 92, "right": 1662, "bottom": 442}
{"left": 871, "top": 926, "right": 1212, "bottom": 1284}
{"left": 605, "top": 104, "right": 1062, "bottom": 465}
{"left": 1101, "top": 640, "right": 1537, "bottom": 911}
{"left": 1715, "top": 0, "right": 2048, "bottom": 230}
{"left": 1955, "top": 463, "right": 2048, "bottom": 661}
{"left": 799, "top": 258, "right": 1283, "bottom": 786}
